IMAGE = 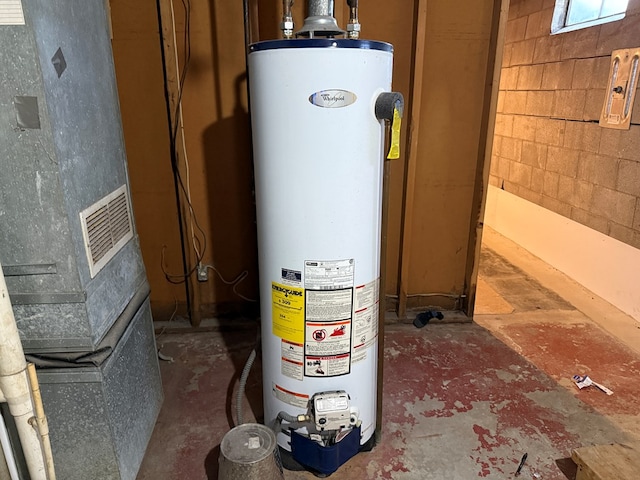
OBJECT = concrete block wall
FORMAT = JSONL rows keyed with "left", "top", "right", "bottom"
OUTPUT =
{"left": 490, "top": 0, "right": 640, "bottom": 248}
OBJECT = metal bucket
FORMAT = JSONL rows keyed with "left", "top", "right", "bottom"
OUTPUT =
{"left": 218, "top": 424, "right": 284, "bottom": 479}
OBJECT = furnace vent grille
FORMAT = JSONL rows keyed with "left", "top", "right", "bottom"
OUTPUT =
{"left": 80, "top": 185, "right": 133, "bottom": 278}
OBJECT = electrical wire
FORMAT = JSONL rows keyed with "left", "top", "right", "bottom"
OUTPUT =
{"left": 160, "top": 0, "right": 258, "bottom": 303}
{"left": 204, "top": 264, "right": 257, "bottom": 302}
{"left": 161, "top": 244, "right": 199, "bottom": 284}
{"left": 156, "top": 298, "right": 178, "bottom": 362}
{"left": 162, "top": 0, "right": 210, "bottom": 284}
{"left": 170, "top": 0, "right": 204, "bottom": 262}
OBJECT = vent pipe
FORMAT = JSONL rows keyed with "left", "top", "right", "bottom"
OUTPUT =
{"left": 296, "top": 0, "right": 344, "bottom": 37}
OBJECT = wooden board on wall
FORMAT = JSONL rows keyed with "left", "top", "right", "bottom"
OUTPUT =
{"left": 401, "top": 0, "right": 499, "bottom": 312}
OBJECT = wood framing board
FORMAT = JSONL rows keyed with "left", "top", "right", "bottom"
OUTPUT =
{"left": 572, "top": 443, "right": 640, "bottom": 480}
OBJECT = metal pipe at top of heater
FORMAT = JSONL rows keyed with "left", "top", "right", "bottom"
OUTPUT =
{"left": 308, "top": 0, "right": 334, "bottom": 17}
{"left": 346, "top": 0, "right": 360, "bottom": 38}
{"left": 281, "top": 0, "right": 294, "bottom": 38}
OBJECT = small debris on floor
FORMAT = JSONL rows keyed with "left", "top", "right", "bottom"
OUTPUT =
{"left": 413, "top": 310, "right": 444, "bottom": 328}
{"left": 572, "top": 375, "right": 614, "bottom": 395}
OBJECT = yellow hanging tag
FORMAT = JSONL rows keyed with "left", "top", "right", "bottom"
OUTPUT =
{"left": 387, "top": 106, "right": 402, "bottom": 160}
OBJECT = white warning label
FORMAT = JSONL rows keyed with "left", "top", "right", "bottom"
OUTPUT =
{"left": 281, "top": 340, "right": 303, "bottom": 381}
{"left": 306, "top": 288, "right": 353, "bottom": 321}
{"left": 304, "top": 259, "right": 354, "bottom": 290}
{"left": 351, "top": 279, "right": 380, "bottom": 365}
{"left": 306, "top": 320, "right": 351, "bottom": 355}
{"left": 304, "top": 353, "right": 351, "bottom": 377}
{"left": 273, "top": 384, "right": 309, "bottom": 409}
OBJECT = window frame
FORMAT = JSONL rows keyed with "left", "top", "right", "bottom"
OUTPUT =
{"left": 551, "top": 0, "right": 627, "bottom": 34}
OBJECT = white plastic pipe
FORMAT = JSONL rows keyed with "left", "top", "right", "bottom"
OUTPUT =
{"left": 0, "top": 412, "right": 20, "bottom": 480}
{"left": 0, "top": 262, "right": 49, "bottom": 480}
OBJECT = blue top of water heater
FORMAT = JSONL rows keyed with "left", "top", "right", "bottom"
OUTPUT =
{"left": 249, "top": 38, "right": 393, "bottom": 53}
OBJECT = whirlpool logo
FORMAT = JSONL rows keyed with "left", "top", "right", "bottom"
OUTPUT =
{"left": 309, "top": 89, "right": 357, "bottom": 108}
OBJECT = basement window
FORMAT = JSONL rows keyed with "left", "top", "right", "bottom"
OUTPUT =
{"left": 551, "top": 0, "right": 628, "bottom": 34}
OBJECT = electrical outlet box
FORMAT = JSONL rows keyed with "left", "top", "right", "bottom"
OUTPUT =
{"left": 197, "top": 264, "right": 208, "bottom": 282}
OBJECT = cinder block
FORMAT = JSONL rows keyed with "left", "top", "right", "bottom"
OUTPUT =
{"left": 596, "top": 14, "right": 640, "bottom": 56}
{"left": 546, "top": 145, "right": 579, "bottom": 176}
{"left": 506, "top": 17, "right": 528, "bottom": 44}
{"left": 535, "top": 118, "right": 565, "bottom": 145}
{"left": 608, "top": 223, "right": 638, "bottom": 247}
{"left": 491, "top": 135, "right": 503, "bottom": 157}
{"left": 634, "top": 198, "right": 640, "bottom": 231}
{"left": 560, "top": 26, "right": 600, "bottom": 59}
{"left": 577, "top": 152, "right": 618, "bottom": 189}
{"left": 631, "top": 86, "right": 640, "bottom": 124}
{"left": 582, "top": 123, "right": 603, "bottom": 153}
{"left": 572, "top": 58, "right": 596, "bottom": 90}
{"left": 542, "top": 195, "right": 572, "bottom": 217}
{"left": 526, "top": 91, "right": 555, "bottom": 116}
{"left": 497, "top": 90, "right": 505, "bottom": 113}
{"left": 494, "top": 114, "right": 514, "bottom": 136}
{"left": 525, "top": 8, "right": 553, "bottom": 39}
{"left": 500, "top": 136, "right": 523, "bottom": 161}
{"left": 513, "top": 115, "right": 538, "bottom": 141}
{"left": 519, "top": 0, "right": 545, "bottom": 17}
{"left": 628, "top": 0, "right": 640, "bottom": 15}
{"left": 558, "top": 176, "right": 594, "bottom": 210}
{"left": 504, "top": 91, "right": 528, "bottom": 114}
{"left": 489, "top": 174, "right": 500, "bottom": 187}
{"left": 543, "top": 170, "right": 560, "bottom": 197}
{"left": 592, "top": 56, "right": 612, "bottom": 89}
{"left": 590, "top": 185, "right": 636, "bottom": 227}
{"left": 617, "top": 159, "right": 640, "bottom": 196}
{"left": 508, "top": 2, "right": 520, "bottom": 20}
{"left": 521, "top": 140, "right": 547, "bottom": 168}
{"left": 533, "top": 35, "right": 563, "bottom": 64}
{"left": 490, "top": 155, "right": 498, "bottom": 175}
{"left": 502, "top": 43, "right": 513, "bottom": 68}
{"left": 509, "top": 161, "right": 533, "bottom": 188}
{"left": 619, "top": 125, "right": 640, "bottom": 162}
{"left": 563, "top": 121, "right": 600, "bottom": 153}
{"left": 497, "top": 155, "right": 511, "bottom": 179}
{"left": 500, "top": 66, "right": 520, "bottom": 90}
{"left": 516, "top": 64, "right": 544, "bottom": 90}
{"left": 584, "top": 89, "right": 605, "bottom": 121}
{"left": 531, "top": 166, "right": 545, "bottom": 193}
{"left": 542, "top": 61, "right": 575, "bottom": 90}
{"left": 517, "top": 186, "right": 543, "bottom": 204}
{"left": 553, "top": 90, "right": 586, "bottom": 120}
{"left": 570, "top": 208, "right": 609, "bottom": 234}
{"left": 599, "top": 128, "right": 621, "bottom": 156}
{"left": 511, "top": 39, "right": 537, "bottom": 66}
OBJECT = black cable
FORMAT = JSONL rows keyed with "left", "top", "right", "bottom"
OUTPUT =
{"left": 158, "top": 0, "right": 209, "bottom": 285}
{"left": 155, "top": 0, "right": 192, "bottom": 317}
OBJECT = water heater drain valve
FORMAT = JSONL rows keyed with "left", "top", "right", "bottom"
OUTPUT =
{"left": 311, "top": 391, "right": 359, "bottom": 431}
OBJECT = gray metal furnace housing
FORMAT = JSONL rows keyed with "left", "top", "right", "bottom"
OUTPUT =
{"left": 1, "top": 0, "right": 146, "bottom": 353}
{"left": 38, "top": 296, "right": 163, "bottom": 480}
{"left": 0, "top": 1, "right": 163, "bottom": 478}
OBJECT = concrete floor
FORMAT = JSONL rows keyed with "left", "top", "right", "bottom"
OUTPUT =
{"left": 137, "top": 229, "right": 640, "bottom": 479}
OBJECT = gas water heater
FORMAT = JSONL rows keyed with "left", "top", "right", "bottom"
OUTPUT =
{"left": 248, "top": 1, "right": 403, "bottom": 475}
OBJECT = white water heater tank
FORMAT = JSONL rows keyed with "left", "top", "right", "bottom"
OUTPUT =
{"left": 248, "top": 38, "right": 393, "bottom": 451}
